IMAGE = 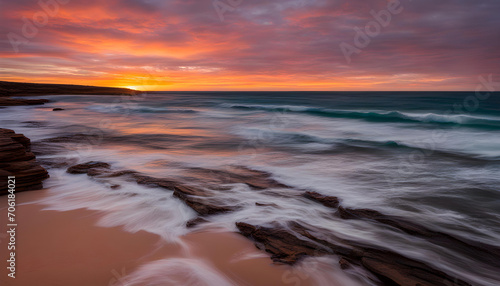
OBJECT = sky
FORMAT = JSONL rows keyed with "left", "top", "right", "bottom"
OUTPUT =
{"left": 0, "top": 0, "right": 499, "bottom": 91}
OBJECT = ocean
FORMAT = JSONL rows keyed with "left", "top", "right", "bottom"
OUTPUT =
{"left": 2, "top": 91, "right": 500, "bottom": 285}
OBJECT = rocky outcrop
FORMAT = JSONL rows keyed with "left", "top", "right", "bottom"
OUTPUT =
{"left": 0, "top": 128, "right": 49, "bottom": 195}
{"left": 255, "top": 202, "right": 279, "bottom": 207}
{"left": 186, "top": 217, "right": 209, "bottom": 228}
{"left": 236, "top": 222, "right": 334, "bottom": 264}
{"left": 236, "top": 221, "right": 472, "bottom": 286}
{"left": 302, "top": 191, "right": 339, "bottom": 208}
{"left": 66, "top": 161, "right": 111, "bottom": 174}
{"left": 188, "top": 166, "right": 290, "bottom": 190}
{"left": 336, "top": 206, "right": 500, "bottom": 268}
{"left": 172, "top": 184, "right": 235, "bottom": 215}
{"left": 0, "top": 97, "right": 49, "bottom": 106}
{"left": 62, "top": 160, "right": 485, "bottom": 285}
{"left": 130, "top": 173, "right": 237, "bottom": 215}
{"left": 0, "top": 80, "right": 137, "bottom": 96}
{"left": 65, "top": 162, "right": 239, "bottom": 216}
{"left": 65, "top": 163, "right": 291, "bottom": 215}
{"left": 300, "top": 191, "right": 500, "bottom": 271}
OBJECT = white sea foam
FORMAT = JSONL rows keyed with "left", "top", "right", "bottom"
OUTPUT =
{"left": 119, "top": 258, "right": 235, "bottom": 286}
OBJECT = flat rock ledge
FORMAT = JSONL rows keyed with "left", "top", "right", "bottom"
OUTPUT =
{"left": 335, "top": 206, "right": 500, "bottom": 269}
{"left": 236, "top": 221, "right": 472, "bottom": 286}
{"left": 65, "top": 162, "right": 247, "bottom": 217}
{"left": 0, "top": 128, "right": 49, "bottom": 195}
{"left": 65, "top": 161, "right": 294, "bottom": 228}
{"left": 303, "top": 191, "right": 339, "bottom": 208}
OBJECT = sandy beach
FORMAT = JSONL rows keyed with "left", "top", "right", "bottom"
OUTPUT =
{"left": 0, "top": 189, "right": 337, "bottom": 286}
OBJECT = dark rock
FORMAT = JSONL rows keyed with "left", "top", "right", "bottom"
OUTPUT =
{"left": 236, "top": 222, "right": 331, "bottom": 264}
{"left": 235, "top": 221, "right": 471, "bottom": 286}
{"left": 132, "top": 174, "right": 179, "bottom": 189}
{"left": 186, "top": 217, "right": 209, "bottom": 228}
{"left": 67, "top": 161, "right": 111, "bottom": 174}
{"left": 336, "top": 206, "right": 386, "bottom": 220}
{"left": 189, "top": 166, "right": 289, "bottom": 190}
{"left": 65, "top": 165, "right": 236, "bottom": 216}
{"left": 130, "top": 174, "right": 236, "bottom": 215}
{"left": 0, "top": 80, "right": 137, "bottom": 96}
{"left": 303, "top": 191, "right": 339, "bottom": 208}
{"left": 172, "top": 186, "right": 235, "bottom": 215}
{"left": 0, "top": 97, "right": 49, "bottom": 106}
{"left": 360, "top": 248, "right": 471, "bottom": 286}
{"left": 255, "top": 202, "right": 279, "bottom": 207}
{"left": 339, "top": 257, "right": 350, "bottom": 269}
{"left": 0, "top": 128, "right": 49, "bottom": 195}
{"left": 52, "top": 108, "right": 65, "bottom": 111}
{"left": 102, "top": 170, "right": 138, "bottom": 178}
{"left": 336, "top": 206, "right": 500, "bottom": 268}
{"left": 109, "top": 184, "right": 121, "bottom": 190}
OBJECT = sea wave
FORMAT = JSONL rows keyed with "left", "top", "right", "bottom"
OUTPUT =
{"left": 87, "top": 104, "right": 197, "bottom": 114}
{"left": 235, "top": 128, "right": 500, "bottom": 161}
{"left": 222, "top": 103, "right": 500, "bottom": 129}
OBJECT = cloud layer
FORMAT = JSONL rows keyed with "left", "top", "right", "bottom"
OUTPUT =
{"left": 0, "top": 0, "right": 499, "bottom": 90}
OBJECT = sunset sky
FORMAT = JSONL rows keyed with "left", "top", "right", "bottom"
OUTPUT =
{"left": 0, "top": 0, "right": 499, "bottom": 91}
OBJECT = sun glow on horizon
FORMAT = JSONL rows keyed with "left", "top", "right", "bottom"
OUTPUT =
{"left": 0, "top": 0, "right": 496, "bottom": 91}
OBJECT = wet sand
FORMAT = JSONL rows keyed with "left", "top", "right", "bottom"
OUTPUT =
{"left": 0, "top": 189, "right": 330, "bottom": 286}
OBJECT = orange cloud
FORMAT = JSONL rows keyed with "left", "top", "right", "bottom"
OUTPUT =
{"left": 0, "top": 0, "right": 498, "bottom": 90}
